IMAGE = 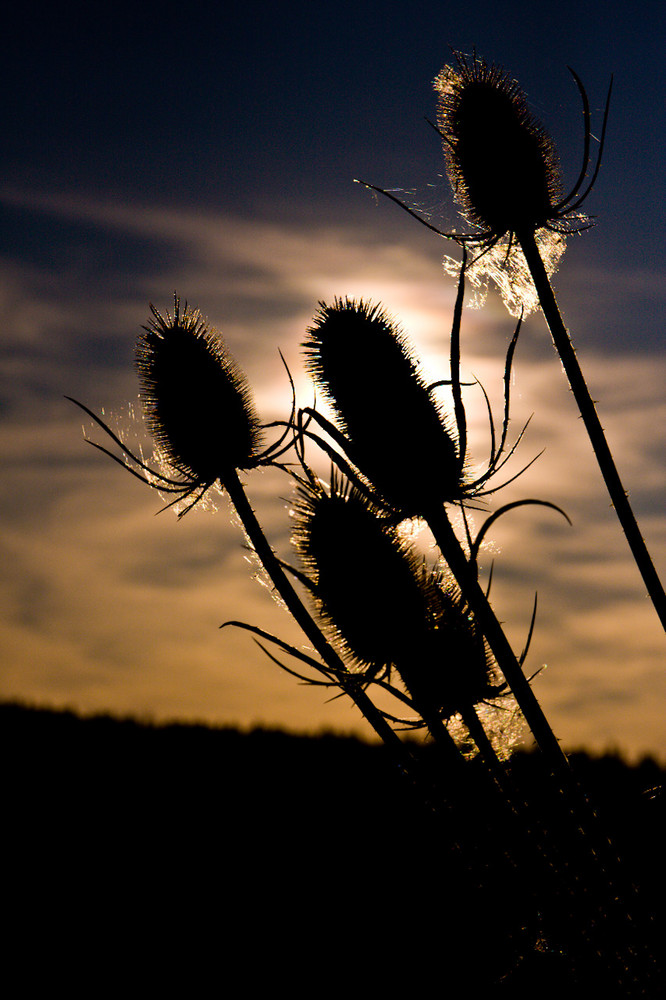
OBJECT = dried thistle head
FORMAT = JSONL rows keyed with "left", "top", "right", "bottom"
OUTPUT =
{"left": 435, "top": 55, "right": 561, "bottom": 239}
{"left": 303, "top": 298, "right": 463, "bottom": 516}
{"left": 71, "top": 296, "right": 295, "bottom": 516}
{"left": 430, "top": 52, "right": 611, "bottom": 315}
{"left": 136, "top": 297, "right": 263, "bottom": 492}
{"left": 294, "top": 476, "right": 427, "bottom": 671}
{"left": 358, "top": 52, "right": 609, "bottom": 315}
{"left": 293, "top": 477, "right": 498, "bottom": 720}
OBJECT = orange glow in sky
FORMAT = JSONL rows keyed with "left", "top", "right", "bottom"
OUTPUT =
{"left": 1, "top": 2, "right": 664, "bottom": 761}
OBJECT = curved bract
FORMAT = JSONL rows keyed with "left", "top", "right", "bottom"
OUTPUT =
{"left": 69, "top": 295, "right": 296, "bottom": 516}
{"left": 300, "top": 270, "right": 529, "bottom": 521}
{"left": 433, "top": 50, "right": 611, "bottom": 248}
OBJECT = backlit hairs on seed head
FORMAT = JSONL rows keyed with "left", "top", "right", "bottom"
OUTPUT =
{"left": 293, "top": 477, "right": 498, "bottom": 718}
{"left": 303, "top": 298, "right": 463, "bottom": 515}
{"left": 136, "top": 298, "right": 263, "bottom": 490}
{"left": 428, "top": 52, "right": 611, "bottom": 315}
{"left": 434, "top": 54, "right": 561, "bottom": 238}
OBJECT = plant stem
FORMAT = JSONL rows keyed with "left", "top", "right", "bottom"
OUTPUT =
{"left": 223, "top": 468, "right": 415, "bottom": 764}
{"left": 224, "top": 469, "right": 494, "bottom": 829}
{"left": 428, "top": 504, "right": 661, "bottom": 987}
{"left": 426, "top": 505, "right": 569, "bottom": 771}
{"left": 518, "top": 228, "right": 666, "bottom": 633}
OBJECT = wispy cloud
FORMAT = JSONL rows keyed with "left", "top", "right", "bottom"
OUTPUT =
{"left": 1, "top": 188, "right": 664, "bottom": 758}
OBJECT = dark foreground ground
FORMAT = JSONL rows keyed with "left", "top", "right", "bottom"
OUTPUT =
{"left": 3, "top": 703, "right": 664, "bottom": 994}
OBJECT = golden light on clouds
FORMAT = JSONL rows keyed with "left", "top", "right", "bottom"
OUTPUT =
{"left": 0, "top": 190, "right": 664, "bottom": 760}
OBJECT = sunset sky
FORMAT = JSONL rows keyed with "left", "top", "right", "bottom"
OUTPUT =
{"left": 2, "top": 0, "right": 665, "bottom": 760}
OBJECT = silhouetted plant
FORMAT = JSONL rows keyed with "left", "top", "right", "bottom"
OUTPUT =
{"left": 293, "top": 474, "right": 501, "bottom": 722}
{"left": 136, "top": 301, "right": 265, "bottom": 503}
{"left": 70, "top": 302, "right": 421, "bottom": 772}
{"left": 361, "top": 50, "right": 666, "bottom": 633}
{"left": 68, "top": 52, "right": 663, "bottom": 993}
{"left": 302, "top": 299, "right": 461, "bottom": 515}
{"left": 296, "top": 269, "right": 571, "bottom": 776}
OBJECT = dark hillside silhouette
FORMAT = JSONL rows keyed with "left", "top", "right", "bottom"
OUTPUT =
{"left": 3, "top": 702, "right": 663, "bottom": 991}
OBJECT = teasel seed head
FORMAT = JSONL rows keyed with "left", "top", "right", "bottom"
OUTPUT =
{"left": 294, "top": 478, "right": 427, "bottom": 671}
{"left": 303, "top": 299, "right": 462, "bottom": 516}
{"left": 434, "top": 53, "right": 561, "bottom": 239}
{"left": 294, "top": 478, "right": 496, "bottom": 719}
{"left": 136, "top": 298, "right": 263, "bottom": 491}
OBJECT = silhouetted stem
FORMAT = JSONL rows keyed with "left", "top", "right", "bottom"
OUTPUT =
{"left": 462, "top": 707, "right": 505, "bottom": 777}
{"left": 430, "top": 504, "right": 661, "bottom": 984}
{"left": 426, "top": 505, "right": 569, "bottom": 771}
{"left": 223, "top": 468, "right": 416, "bottom": 764}
{"left": 518, "top": 228, "right": 666, "bottom": 633}
{"left": 419, "top": 706, "right": 474, "bottom": 775}
{"left": 427, "top": 506, "right": 659, "bottom": 983}
{"left": 224, "top": 469, "right": 493, "bottom": 832}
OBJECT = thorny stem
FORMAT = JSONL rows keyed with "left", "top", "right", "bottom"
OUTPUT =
{"left": 462, "top": 705, "right": 506, "bottom": 779}
{"left": 223, "top": 468, "right": 411, "bottom": 758}
{"left": 426, "top": 504, "right": 569, "bottom": 770}
{"left": 224, "top": 468, "right": 491, "bottom": 833}
{"left": 418, "top": 705, "right": 477, "bottom": 776}
{"left": 427, "top": 504, "right": 658, "bottom": 990}
{"left": 518, "top": 228, "right": 666, "bottom": 634}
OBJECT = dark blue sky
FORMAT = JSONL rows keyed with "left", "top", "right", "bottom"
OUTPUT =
{"left": 4, "top": 1, "right": 665, "bottom": 238}
{"left": 3, "top": 0, "right": 665, "bottom": 362}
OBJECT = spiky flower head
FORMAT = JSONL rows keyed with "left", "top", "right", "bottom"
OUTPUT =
{"left": 303, "top": 299, "right": 462, "bottom": 516}
{"left": 294, "top": 478, "right": 427, "bottom": 670}
{"left": 434, "top": 53, "right": 562, "bottom": 239}
{"left": 293, "top": 478, "right": 496, "bottom": 719}
{"left": 432, "top": 51, "right": 607, "bottom": 314}
{"left": 136, "top": 298, "right": 263, "bottom": 490}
